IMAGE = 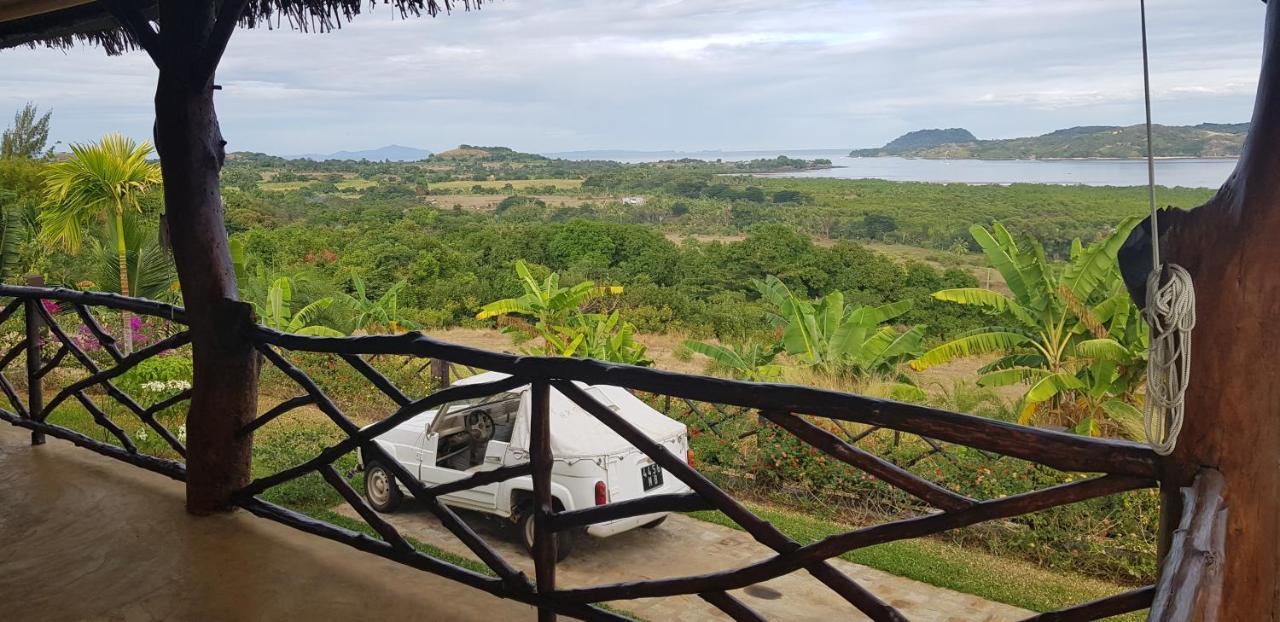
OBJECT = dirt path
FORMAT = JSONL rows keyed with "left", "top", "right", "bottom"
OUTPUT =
{"left": 336, "top": 501, "right": 1031, "bottom": 621}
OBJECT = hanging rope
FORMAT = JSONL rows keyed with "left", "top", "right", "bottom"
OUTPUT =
{"left": 1138, "top": 0, "right": 1196, "bottom": 455}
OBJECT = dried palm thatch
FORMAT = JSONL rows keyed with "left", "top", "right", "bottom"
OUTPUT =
{"left": 0, "top": 0, "right": 480, "bottom": 54}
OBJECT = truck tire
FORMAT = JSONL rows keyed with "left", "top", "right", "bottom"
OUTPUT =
{"left": 519, "top": 509, "right": 574, "bottom": 563}
{"left": 364, "top": 461, "right": 402, "bottom": 513}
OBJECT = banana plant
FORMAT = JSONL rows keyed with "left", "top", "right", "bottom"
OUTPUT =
{"left": 478, "top": 261, "right": 648, "bottom": 365}
{"left": 571, "top": 311, "right": 652, "bottom": 366}
{"left": 477, "top": 260, "right": 622, "bottom": 351}
{"left": 753, "top": 275, "right": 925, "bottom": 380}
{"left": 911, "top": 219, "right": 1146, "bottom": 436}
{"left": 254, "top": 276, "right": 344, "bottom": 337}
{"left": 683, "top": 340, "right": 783, "bottom": 381}
{"left": 340, "top": 275, "right": 419, "bottom": 334}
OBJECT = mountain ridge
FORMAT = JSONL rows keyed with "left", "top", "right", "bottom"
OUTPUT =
{"left": 294, "top": 144, "right": 433, "bottom": 161}
{"left": 852, "top": 123, "right": 1249, "bottom": 159}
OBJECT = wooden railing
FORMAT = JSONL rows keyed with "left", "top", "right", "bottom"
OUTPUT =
{"left": 0, "top": 285, "right": 1225, "bottom": 621}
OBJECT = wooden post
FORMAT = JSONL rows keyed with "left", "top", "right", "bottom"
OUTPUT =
{"left": 529, "top": 380, "right": 556, "bottom": 622}
{"left": 431, "top": 358, "right": 451, "bottom": 389}
{"left": 97, "top": 0, "right": 259, "bottom": 514}
{"left": 24, "top": 275, "right": 43, "bottom": 446}
{"left": 1129, "top": 2, "right": 1280, "bottom": 618}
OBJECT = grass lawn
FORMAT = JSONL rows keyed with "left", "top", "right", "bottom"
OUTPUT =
{"left": 430, "top": 178, "right": 584, "bottom": 192}
{"left": 688, "top": 502, "right": 1144, "bottom": 620}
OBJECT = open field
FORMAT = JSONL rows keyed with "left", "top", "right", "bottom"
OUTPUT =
{"left": 430, "top": 178, "right": 585, "bottom": 192}
{"left": 425, "top": 194, "right": 600, "bottom": 211}
{"left": 336, "top": 179, "right": 378, "bottom": 190}
{"left": 423, "top": 327, "right": 707, "bottom": 375}
{"left": 258, "top": 180, "right": 312, "bottom": 192}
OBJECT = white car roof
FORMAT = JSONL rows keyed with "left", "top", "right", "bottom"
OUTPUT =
{"left": 449, "top": 370, "right": 686, "bottom": 457}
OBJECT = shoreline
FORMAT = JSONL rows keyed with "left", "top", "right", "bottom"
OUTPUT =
{"left": 843, "top": 155, "right": 1239, "bottom": 162}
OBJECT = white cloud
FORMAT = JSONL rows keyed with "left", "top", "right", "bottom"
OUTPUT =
{"left": 0, "top": 0, "right": 1267, "bottom": 153}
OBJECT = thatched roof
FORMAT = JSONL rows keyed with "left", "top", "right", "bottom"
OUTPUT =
{"left": 0, "top": 1, "right": 478, "bottom": 54}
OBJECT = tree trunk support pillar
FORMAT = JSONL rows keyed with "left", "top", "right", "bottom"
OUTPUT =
{"left": 98, "top": 0, "right": 258, "bottom": 514}
{"left": 1124, "top": 2, "right": 1280, "bottom": 618}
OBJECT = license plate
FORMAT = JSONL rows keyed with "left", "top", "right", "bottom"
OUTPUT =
{"left": 641, "top": 463, "right": 663, "bottom": 491}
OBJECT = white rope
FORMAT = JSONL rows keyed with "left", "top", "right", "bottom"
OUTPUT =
{"left": 1143, "top": 266, "right": 1195, "bottom": 455}
{"left": 1138, "top": 0, "right": 1195, "bottom": 455}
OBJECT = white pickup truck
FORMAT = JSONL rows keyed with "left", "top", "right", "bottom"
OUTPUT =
{"left": 359, "top": 371, "right": 693, "bottom": 560}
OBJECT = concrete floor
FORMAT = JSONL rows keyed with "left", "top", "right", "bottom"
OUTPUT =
{"left": 0, "top": 426, "right": 534, "bottom": 622}
{"left": 336, "top": 496, "right": 1034, "bottom": 621}
{"left": 0, "top": 423, "right": 1032, "bottom": 622}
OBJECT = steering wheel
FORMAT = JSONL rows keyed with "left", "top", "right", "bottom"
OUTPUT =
{"left": 465, "top": 409, "right": 496, "bottom": 444}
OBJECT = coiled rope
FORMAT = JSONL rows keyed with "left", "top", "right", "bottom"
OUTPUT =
{"left": 1138, "top": 0, "right": 1195, "bottom": 455}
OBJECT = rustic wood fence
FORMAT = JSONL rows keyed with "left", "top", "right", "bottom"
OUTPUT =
{"left": 0, "top": 284, "right": 1226, "bottom": 622}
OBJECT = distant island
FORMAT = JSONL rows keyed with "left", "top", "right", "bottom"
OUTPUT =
{"left": 851, "top": 123, "right": 1249, "bottom": 160}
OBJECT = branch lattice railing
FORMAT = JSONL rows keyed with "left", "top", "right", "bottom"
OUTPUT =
{"left": 0, "top": 285, "right": 1223, "bottom": 622}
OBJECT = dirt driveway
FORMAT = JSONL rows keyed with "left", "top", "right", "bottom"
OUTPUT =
{"left": 336, "top": 501, "right": 1031, "bottom": 622}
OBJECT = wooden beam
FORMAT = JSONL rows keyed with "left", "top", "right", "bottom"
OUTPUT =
{"left": 1150, "top": 469, "right": 1228, "bottom": 621}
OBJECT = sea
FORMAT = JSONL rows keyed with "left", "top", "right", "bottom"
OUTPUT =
{"left": 548, "top": 148, "right": 1237, "bottom": 189}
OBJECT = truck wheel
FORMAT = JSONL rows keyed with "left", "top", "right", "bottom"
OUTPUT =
{"left": 519, "top": 509, "right": 574, "bottom": 563}
{"left": 641, "top": 516, "right": 667, "bottom": 529}
{"left": 364, "top": 461, "right": 402, "bottom": 513}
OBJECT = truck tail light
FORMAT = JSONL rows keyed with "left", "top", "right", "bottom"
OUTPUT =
{"left": 594, "top": 480, "right": 608, "bottom": 506}
{"left": 686, "top": 449, "right": 695, "bottom": 469}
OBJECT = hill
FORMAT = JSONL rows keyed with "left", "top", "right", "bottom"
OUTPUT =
{"left": 877, "top": 128, "right": 977, "bottom": 153}
{"left": 430, "top": 145, "right": 549, "bottom": 162}
{"left": 296, "top": 144, "right": 432, "bottom": 161}
{"left": 852, "top": 123, "right": 1248, "bottom": 159}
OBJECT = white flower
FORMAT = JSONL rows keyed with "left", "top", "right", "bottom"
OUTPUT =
{"left": 140, "top": 381, "right": 167, "bottom": 393}
{"left": 134, "top": 428, "right": 149, "bottom": 442}
{"left": 176, "top": 424, "right": 187, "bottom": 443}
{"left": 140, "top": 380, "right": 192, "bottom": 394}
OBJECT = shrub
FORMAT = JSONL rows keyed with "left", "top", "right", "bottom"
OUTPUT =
{"left": 116, "top": 354, "right": 193, "bottom": 416}
{"left": 665, "top": 399, "right": 1159, "bottom": 584}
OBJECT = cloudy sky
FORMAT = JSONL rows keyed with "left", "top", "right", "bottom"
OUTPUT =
{"left": 0, "top": 0, "right": 1268, "bottom": 154}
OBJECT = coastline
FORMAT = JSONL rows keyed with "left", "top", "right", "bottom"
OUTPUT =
{"left": 844, "top": 155, "right": 1240, "bottom": 162}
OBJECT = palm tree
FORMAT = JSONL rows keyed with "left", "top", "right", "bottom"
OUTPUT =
{"left": 0, "top": 207, "right": 24, "bottom": 282}
{"left": 910, "top": 220, "right": 1145, "bottom": 436}
{"left": 88, "top": 214, "right": 178, "bottom": 302}
{"left": 39, "top": 133, "right": 161, "bottom": 352}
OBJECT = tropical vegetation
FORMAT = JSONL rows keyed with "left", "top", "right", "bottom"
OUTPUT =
{"left": 38, "top": 133, "right": 162, "bottom": 352}
{"left": 2, "top": 104, "right": 1171, "bottom": 603}
{"left": 911, "top": 221, "right": 1147, "bottom": 437}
